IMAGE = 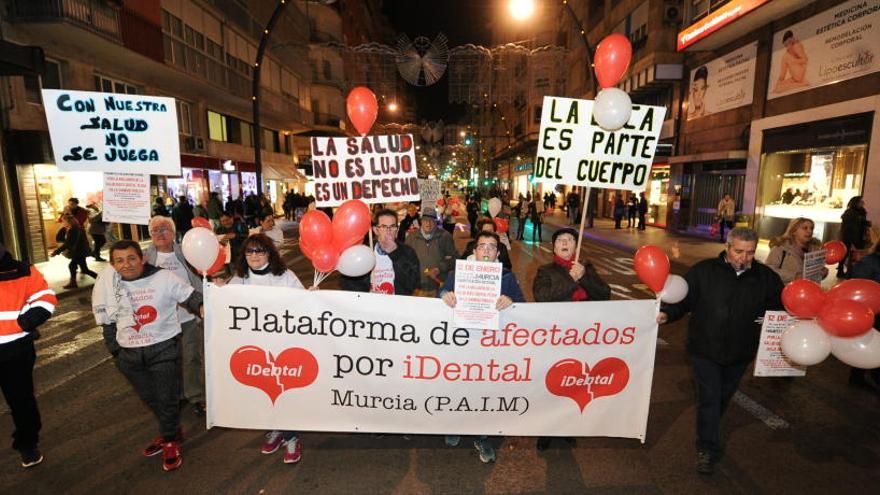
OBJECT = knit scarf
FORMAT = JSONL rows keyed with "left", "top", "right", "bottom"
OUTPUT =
{"left": 554, "top": 255, "right": 588, "bottom": 301}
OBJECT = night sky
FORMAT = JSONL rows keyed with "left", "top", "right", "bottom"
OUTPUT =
{"left": 382, "top": 0, "right": 496, "bottom": 122}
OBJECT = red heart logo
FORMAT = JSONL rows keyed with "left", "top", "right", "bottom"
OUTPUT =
{"left": 376, "top": 282, "right": 394, "bottom": 294}
{"left": 545, "top": 358, "right": 630, "bottom": 412}
{"left": 132, "top": 306, "right": 157, "bottom": 332}
{"left": 229, "top": 346, "right": 319, "bottom": 404}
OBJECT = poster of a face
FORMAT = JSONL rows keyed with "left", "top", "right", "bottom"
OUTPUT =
{"left": 768, "top": 0, "right": 879, "bottom": 99}
{"left": 687, "top": 42, "right": 757, "bottom": 120}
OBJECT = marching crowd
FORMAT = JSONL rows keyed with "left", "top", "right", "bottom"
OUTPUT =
{"left": 1, "top": 190, "right": 878, "bottom": 478}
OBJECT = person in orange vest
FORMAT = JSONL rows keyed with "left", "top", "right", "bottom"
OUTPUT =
{"left": 0, "top": 242, "right": 57, "bottom": 468}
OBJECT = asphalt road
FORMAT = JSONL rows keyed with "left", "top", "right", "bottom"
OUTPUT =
{"left": 1, "top": 219, "right": 878, "bottom": 494}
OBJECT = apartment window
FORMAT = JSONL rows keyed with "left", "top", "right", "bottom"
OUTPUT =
{"left": 690, "top": 0, "right": 711, "bottom": 22}
{"left": 94, "top": 75, "right": 137, "bottom": 94}
{"left": 208, "top": 110, "right": 227, "bottom": 141}
{"left": 262, "top": 128, "right": 280, "bottom": 152}
{"left": 24, "top": 59, "right": 63, "bottom": 103}
{"left": 241, "top": 121, "right": 254, "bottom": 148}
{"left": 322, "top": 60, "right": 332, "bottom": 80}
{"left": 533, "top": 106, "right": 542, "bottom": 124}
{"left": 177, "top": 101, "right": 193, "bottom": 135}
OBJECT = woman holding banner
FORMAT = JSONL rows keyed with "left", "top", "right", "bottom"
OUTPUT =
{"left": 765, "top": 217, "right": 826, "bottom": 284}
{"left": 532, "top": 227, "right": 611, "bottom": 450}
{"left": 224, "top": 234, "right": 308, "bottom": 464}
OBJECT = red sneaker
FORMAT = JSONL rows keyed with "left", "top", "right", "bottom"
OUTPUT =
{"left": 161, "top": 441, "right": 183, "bottom": 472}
{"left": 143, "top": 429, "right": 183, "bottom": 457}
{"left": 282, "top": 437, "right": 302, "bottom": 464}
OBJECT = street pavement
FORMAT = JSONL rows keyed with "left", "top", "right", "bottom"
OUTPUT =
{"left": 1, "top": 211, "right": 879, "bottom": 494}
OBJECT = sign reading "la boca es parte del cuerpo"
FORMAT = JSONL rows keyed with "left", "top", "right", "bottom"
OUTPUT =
{"left": 534, "top": 96, "right": 666, "bottom": 191}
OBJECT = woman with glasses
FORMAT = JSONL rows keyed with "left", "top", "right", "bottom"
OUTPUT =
{"left": 226, "top": 234, "right": 306, "bottom": 464}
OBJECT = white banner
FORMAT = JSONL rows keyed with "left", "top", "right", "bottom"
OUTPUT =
{"left": 205, "top": 285, "right": 660, "bottom": 440}
{"left": 310, "top": 134, "right": 419, "bottom": 207}
{"left": 103, "top": 173, "right": 151, "bottom": 225}
{"left": 41, "top": 89, "right": 181, "bottom": 175}
{"left": 534, "top": 96, "right": 665, "bottom": 192}
{"left": 768, "top": 0, "right": 880, "bottom": 99}
{"left": 687, "top": 42, "right": 757, "bottom": 120}
{"left": 755, "top": 311, "right": 806, "bottom": 377}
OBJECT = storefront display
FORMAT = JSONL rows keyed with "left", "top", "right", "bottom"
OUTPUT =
{"left": 166, "top": 168, "right": 208, "bottom": 206}
{"left": 646, "top": 165, "right": 670, "bottom": 227}
{"left": 33, "top": 165, "right": 103, "bottom": 249}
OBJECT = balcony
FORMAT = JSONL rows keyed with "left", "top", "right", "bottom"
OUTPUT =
{"left": 9, "top": 0, "right": 121, "bottom": 42}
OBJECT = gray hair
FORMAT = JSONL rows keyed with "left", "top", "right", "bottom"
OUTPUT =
{"left": 727, "top": 227, "right": 757, "bottom": 244}
{"left": 148, "top": 215, "right": 175, "bottom": 233}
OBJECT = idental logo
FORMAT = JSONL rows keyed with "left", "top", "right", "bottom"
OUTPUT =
{"left": 545, "top": 358, "right": 630, "bottom": 412}
{"left": 229, "top": 346, "right": 319, "bottom": 404}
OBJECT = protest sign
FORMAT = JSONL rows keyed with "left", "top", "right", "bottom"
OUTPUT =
{"left": 205, "top": 285, "right": 660, "bottom": 440}
{"left": 534, "top": 96, "right": 666, "bottom": 192}
{"left": 41, "top": 89, "right": 181, "bottom": 175}
{"left": 452, "top": 259, "right": 503, "bottom": 330}
{"left": 419, "top": 179, "right": 441, "bottom": 210}
{"left": 803, "top": 249, "right": 828, "bottom": 283}
{"left": 755, "top": 311, "right": 806, "bottom": 377}
{"left": 102, "top": 173, "right": 151, "bottom": 225}
{"left": 310, "top": 134, "right": 419, "bottom": 207}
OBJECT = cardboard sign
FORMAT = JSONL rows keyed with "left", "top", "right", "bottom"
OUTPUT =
{"left": 102, "top": 173, "right": 151, "bottom": 225}
{"left": 452, "top": 259, "right": 503, "bottom": 329}
{"left": 41, "top": 89, "right": 181, "bottom": 175}
{"left": 754, "top": 311, "right": 806, "bottom": 377}
{"left": 419, "top": 179, "right": 441, "bottom": 210}
{"left": 803, "top": 249, "right": 827, "bottom": 283}
{"left": 534, "top": 96, "right": 666, "bottom": 192}
{"left": 310, "top": 134, "right": 419, "bottom": 207}
{"left": 205, "top": 285, "right": 660, "bottom": 440}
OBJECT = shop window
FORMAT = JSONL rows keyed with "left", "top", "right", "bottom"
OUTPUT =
{"left": 208, "top": 110, "right": 227, "bottom": 141}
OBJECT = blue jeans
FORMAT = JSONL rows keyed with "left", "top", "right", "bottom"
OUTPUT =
{"left": 691, "top": 356, "right": 749, "bottom": 456}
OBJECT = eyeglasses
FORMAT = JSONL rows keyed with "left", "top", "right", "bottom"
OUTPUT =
{"left": 245, "top": 248, "right": 268, "bottom": 255}
{"left": 375, "top": 224, "right": 398, "bottom": 230}
{"left": 476, "top": 243, "right": 498, "bottom": 252}
{"left": 149, "top": 227, "right": 172, "bottom": 235}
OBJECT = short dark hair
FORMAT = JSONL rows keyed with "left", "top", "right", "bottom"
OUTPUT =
{"left": 782, "top": 30, "right": 794, "bottom": 43}
{"left": 260, "top": 212, "right": 274, "bottom": 222}
{"left": 476, "top": 231, "right": 500, "bottom": 245}
{"left": 693, "top": 65, "right": 708, "bottom": 83}
{"left": 233, "top": 234, "right": 287, "bottom": 278}
{"left": 476, "top": 217, "right": 496, "bottom": 232}
{"left": 221, "top": 211, "right": 234, "bottom": 218}
{"left": 373, "top": 208, "right": 398, "bottom": 226}
{"left": 68, "top": 197, "right": 79, "bottom": 205}
{"left": 109, "top": 240, "right": 143, "bottom": 259}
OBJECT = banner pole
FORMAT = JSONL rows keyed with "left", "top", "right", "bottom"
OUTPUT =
{"left": 574, "top": 187, "right": 590, "bottom": 265}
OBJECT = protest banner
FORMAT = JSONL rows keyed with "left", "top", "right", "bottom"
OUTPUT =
{"left": 419, "top": 179, "right": 441, "bottom": 211}
{"left": 534, "top": 96, "right": 666, "bottom": 192}
{"left": 102, "top": 173, "right": 151, "bottom": 225}
{"left": 41, "top": 89, "right": 181, "bottom": 175}
{"left": 687, "top": 42, "right": 757, "bottom": 120}
{"left": 803, "top": 249, "right": 828, "bottom": 284}
{"left": 310, "top": 134, "right": 419, "bottom": 207}
{"left": 205, "top": 285, "right": 660, "bottom": 440}
{"left": 754, "top": 311, "right": 806, "bottom": 377}
{"left": 452, "top": 259, "right": 503, "bottom": 330}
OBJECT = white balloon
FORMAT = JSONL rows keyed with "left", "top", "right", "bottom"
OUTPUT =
{"left": 781, "top": 319, "right": 832, "bottom": 366}
{"left": 593, "top": 88, "right": 632, "bottom": 131}
{"left": 181, "top": 227, "right": 220, "bottom": 272}
{"left": 659, "top": 274, "right": 688, "bottom": 304}
{"left": 830, "top": 329, "right": 880, "bottom": 369}
{"left": 336, "top": 244, "right": 376, "bottom": 277}
{"left": 488, "top": 197, "right": 502, "bottom": 217}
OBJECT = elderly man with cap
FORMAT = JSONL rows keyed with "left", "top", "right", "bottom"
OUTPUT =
{"left": 406, "top": 207, "right": 458, "bottom": 297}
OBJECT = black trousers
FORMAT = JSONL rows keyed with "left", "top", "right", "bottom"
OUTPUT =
{"left": 68, "top": 256, "right": 97, "bottom": 278}
{"left": 92, "top": 234, "right": 106, "bottom": 258}
{"left": 115, "top": 339, "right": 182, "bottom": 440}
{"left": 0, "top": 337, "right": 41, "bottom": 452}
{"left": 692, "top": 355, "right": 749, "bottom": 456}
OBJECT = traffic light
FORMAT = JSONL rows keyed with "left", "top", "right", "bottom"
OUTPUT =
{"left": 464, "top": 135, "right": 473, "bottom": 146}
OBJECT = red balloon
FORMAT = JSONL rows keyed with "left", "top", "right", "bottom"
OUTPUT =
{"left": 594, "top": 33, "right": 633, "bottom": 89}
{"left": 823, "top": 240, "right": 847, "bottom": 264}
{"left": 346, "top": 86, "right": 378, "bottom": 136}
{"left": 782, "top": 279, "right": 826, "bottom": 318}
{"left": 299, "top": 210, "right": 332, "bottom": 250}
{"left": 192, "top": 217, "right": 211, "bottom": 229}
{"left": 817, "top": 299, "right": 875, "bottom": 337}
{"left": 332, "top": 200, "right": 371, "bottom": 253}
{"left": 634, "top": 245, "right": 670, "bottom": 293}
{"left": 205, "top": 246, "right": 226, "bottom": 276}
{"left": 493, "top": 217, "right": 509, "bottom": 233}
{"left": 311, "top": 244, "right": 339, "bottom": 273}
{"left": 826, "top": 279, "right": 880, "bottom": 313}
{"left": 299, "top": 237, "right": 316, "bottom": 260}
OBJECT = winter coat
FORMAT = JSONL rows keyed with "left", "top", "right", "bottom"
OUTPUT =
{"left": 764, "top": 238, "right": 823, "bottom": 284}
{"left": 533, "top": 261, "right": 610, "bottom": 302}
{"left": 406, "top": 229, "right": 458, "bottom": 291}
{"left": 851, "top": 252, "right": 880, "bottom": 329}
{"left": 171, "top": 201, "right": 194, "bottom": 234}
{"left": 841, "top": 207, "right": 869, "bottom": 249}
{"left": 717, "top": 198, "right": 736, "bottom": 222}
{"left": 339, "top": 242, "right": 420, "bottom": 295}
{"left": 53, "top": 225, "right": 90, "bottom": 258}
{"left": 662, "top": 251, "right": 784, "bottom": 365}
{"left": 207, "top": 197, "right": 223, "bottom": 220}
{"left": 87, "top": 211, "right": 107, "bottom": 236}
{"left": 613, "top": 198, "right": 625, "bottom": 218}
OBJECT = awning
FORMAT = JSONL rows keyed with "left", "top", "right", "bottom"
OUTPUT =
{"left": 261, "top": 161, "right": 308, "bottom": 182}
{"left": 668, "top": 150, "right": 747, "bottom": 164}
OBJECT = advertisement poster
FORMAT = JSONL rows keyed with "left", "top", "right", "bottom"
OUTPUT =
{"left": 102, "top": 172, "right": 151, "bottom": 225}
{"left": 687, "top": 42, "right": 758, "bottom": 120}
{"left": 803, "top": 249, "right": 828, "bottom": 283}
{"left": 754, "top": 311, "right": 807, "bottom": 377}
{"left": 310, "top": 134, "right": 420, "bottom": 207}
{"left": 452, "top": 259, "right": 503, "bottom": 330}
{"left": 41, "top": 89, "right": 181, "bottom": 175}
{"left": 534, "top": 96, "right": 666, "bottom": 192}
{"left": 767, "top": 0, "right": 880, "bottom": 99}
{"left": 205, "top": 285, "right": 661, "bottom": 440}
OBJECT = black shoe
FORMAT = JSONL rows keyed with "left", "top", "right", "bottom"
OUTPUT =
{"left": 193, "top": 402, "right": 206, "bottom": 416}
{"left": 696, "top": 451, "right": 714, "bottom": 475}
{"left": 20, "top": 448, "right": 43, "bottom": 468}
{"left": 536, "top": 437, "right": 551, "bottom": 451}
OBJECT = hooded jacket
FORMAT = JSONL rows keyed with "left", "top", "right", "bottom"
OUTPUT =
{"left": 406, "top": 228, "right": 458, "bottom": 291}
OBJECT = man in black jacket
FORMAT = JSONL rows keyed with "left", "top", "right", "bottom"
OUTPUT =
{"left": 339, "top": 209, "right": 420, "bottom": 295}
{"left": 658, "top": 227, "right": 783, "bottom": 475}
